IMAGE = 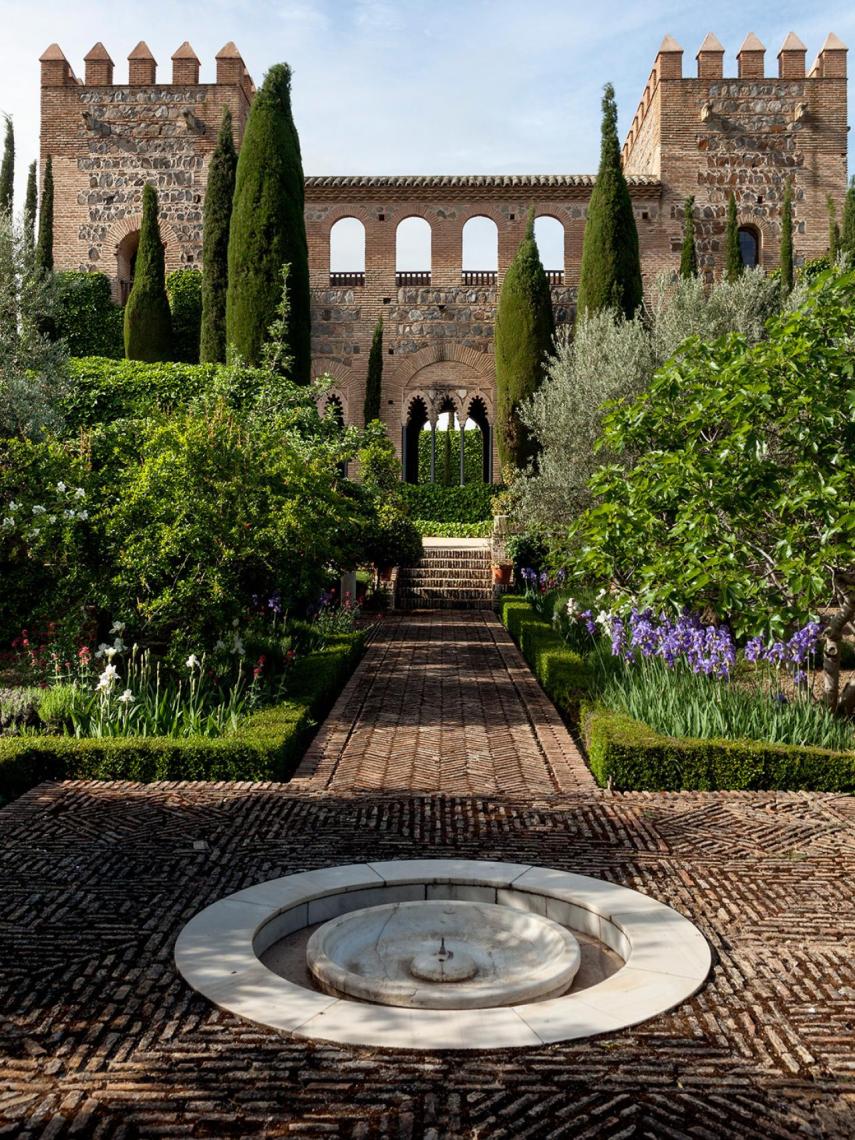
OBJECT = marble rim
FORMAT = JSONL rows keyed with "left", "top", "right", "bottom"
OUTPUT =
{"left": 305, "top": 899, "right": 582, "bottom": 1009}
{"left": 174, "top": 859, "right": 713, "bottom": 1051}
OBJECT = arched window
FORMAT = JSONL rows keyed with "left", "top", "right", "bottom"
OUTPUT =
{"left": 329, "top": 218, "right": 365, "bottom": 286}
{"left": 462, "top": 216, "right": 498, "bottom": 285}
{"left": 534, "top": 215, "right": 565, "bottom": 284}
{"left": 738, "top": 225, "right": 759, "bottom": 269}
{"left": 116, "top": 230, "right": 140, "bottom": 304}
{"left": 396, "top": 217, "right": 431, "bottom": 286}
{"left": 403, "top": 396, "right": 429, "bottom": 483}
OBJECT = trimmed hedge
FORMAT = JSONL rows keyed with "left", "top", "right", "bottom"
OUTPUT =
{"left": 401, "top": 482, "right": 499, "bottom": 523}
{"left": 499, "top": 595, "right": 855, "bottom": 792}
{"left": 62, "top": 357, "right": 218, "bottom": 429}
{"left": 53, "top": 272, "right": 124, "bottom": 359}
{"left": 0, "top": 632, "right": 364, "bottom": 805}
{"left": 413, "top": 520, "right": 492, "bottom": 538}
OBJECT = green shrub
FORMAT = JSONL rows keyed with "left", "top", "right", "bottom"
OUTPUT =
{"left": 37, "top": 684, "right": 75, "bottom": 731}
{"left": 61, "top": 358, "right": 218, "bottom": 429}
{"left": 401, "top": 483, "right": 497, "bottom": 523}
{"left": 53, "top": 272, "right": 123, "bottom": 358}
{"left": 417, "top": 429, "right": 484, "bottom": 484}
{"left": 124, "top": 183, "right": 172, "bottom": 362}
{"left": 363, "top": 507, "right": 423, "bottom": 569}
{"left": 166, "top": 268, "right": 202, "bottom": 363}
{"left": 0, "top": 687, "right": 42, "bottom": 733}
{"left": 0, "top": 632, "right": 364, "bottom": 804}
{"left": 413, "top": 520, "right": 491, "bottom": 538}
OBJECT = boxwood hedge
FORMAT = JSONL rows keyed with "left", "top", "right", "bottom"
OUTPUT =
{"left": 499, "top": 595, "right": 855, "bottom": 792}
{"left": 0, "top": 631, "right": 364, "bottom": 805}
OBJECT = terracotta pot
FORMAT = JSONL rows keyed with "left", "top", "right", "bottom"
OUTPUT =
{"left": 378, "top": 565, "right": 394, "bottom": 582}
{"left": 492, "top": 563, "right": 512, "bottom": 586}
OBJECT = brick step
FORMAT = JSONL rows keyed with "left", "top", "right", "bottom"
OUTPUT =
{"left": 396, "top": 595, "right": 493, "bottom": 610}
{"left": 398, "top": 573, "right": 492, "bottom": 586}
{"left": 396, "top": 590, "right": 494, "bottom": 604}
{"left": 415, "top": 556, "right": 492, "bottom": 567}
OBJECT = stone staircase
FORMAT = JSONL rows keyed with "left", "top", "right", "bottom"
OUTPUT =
{"left": 395, "top": 538, "right": 494, "bottom": 610}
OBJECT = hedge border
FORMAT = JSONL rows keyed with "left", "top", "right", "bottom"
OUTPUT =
{"left": 498, "top": 595, "right": 855, "bottom": 793}
{"left": 0, "top": 632, "right": 365, "bottom": 804}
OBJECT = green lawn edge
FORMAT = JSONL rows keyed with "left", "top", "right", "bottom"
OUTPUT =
{"left": 498, "top": 595, "right": 855, "bottom": 792}
{"left": 0, "top": 631, "right": 366, "bottom": 804}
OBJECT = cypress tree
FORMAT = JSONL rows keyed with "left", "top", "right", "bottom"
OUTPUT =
{"left": 200, "top": 108, "right": 237, "bottom": 363}
{"left": 780, "top": 180, "right": 794, "bottom": 294}
{"left": 841, "top": 177, "right": 855, "bottom": 258}
{"left": 124, "top": 183, "right": 173, "bottom": 361}
{"left": 0, "top": 116, "right": 13, "bottom": 217}
{"left": 679, "top": 195, "right": 698, "bottom": 278}
{"left": 226, "top": 63, "right": 310, "bottom": 379}
{"left": 35, "top": 156, "right": 54, "bottom": 273}
{"left": 494, "top": 211, "right": 555, "bottom": 471}
{"left": 363, "top": 317, "right": 383, "bottom": 424}
{"left": 827, "top": 196, "right": 840, "bottom": 260}
{"left": 23, "top": 161, "right": 37, "bottom": 256}
{"left": 724, "top": 192, "right": 742, "bottom": 281}
{"left": 577, "top": 83, "right": 642, "bottom": 319}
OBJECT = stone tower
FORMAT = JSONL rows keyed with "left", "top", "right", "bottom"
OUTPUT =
{"left": 39, "top": 40, "right": 254, "bottom": 299}
{"left": 622, "top": 33, "right": 849, "bottom": 274}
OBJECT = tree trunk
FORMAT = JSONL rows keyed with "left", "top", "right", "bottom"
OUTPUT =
{"left": 823, "top": 577, "right": 855, "bottom": 714}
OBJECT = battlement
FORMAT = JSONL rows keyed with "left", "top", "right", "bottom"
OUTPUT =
{"left": 39, "top": 40, "right": 255, "bottom": 96}
{"left": 622, "top": 31, "right": 848, "bottom": 171}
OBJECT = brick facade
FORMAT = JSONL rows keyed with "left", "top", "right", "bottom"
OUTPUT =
{"left": 41, "top": 32, "right": 848, "bottom": 478}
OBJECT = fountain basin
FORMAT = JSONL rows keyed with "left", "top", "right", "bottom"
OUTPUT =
{"left": 306, "top": 899, "right": 581, "bottom": 1009}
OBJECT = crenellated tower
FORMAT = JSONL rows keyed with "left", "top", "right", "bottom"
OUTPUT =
{"left": 622, "top": 32, "right": 849, "bottom": 275}
{"left": 39, "top": 40, "right": 255, "bottom": 299}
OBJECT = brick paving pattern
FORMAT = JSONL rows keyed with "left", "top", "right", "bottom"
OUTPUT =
{"left": 1, "top": 613, "right": 853, "bottom": 1138}
{"left": 295, "top": 611, "right": 594, "bottom": 795}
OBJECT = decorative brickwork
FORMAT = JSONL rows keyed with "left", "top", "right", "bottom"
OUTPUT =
{"left": 41, "top": 31, "right": 848, "bottom": 472}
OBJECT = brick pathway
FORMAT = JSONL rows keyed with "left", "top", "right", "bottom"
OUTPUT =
{"left": 1, "top": 611, "right": 854, "bottom": 1137}
{"left": 295, "top": 611, "right": 594, "bottom": 795}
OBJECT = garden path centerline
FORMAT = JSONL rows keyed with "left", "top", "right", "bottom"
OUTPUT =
{"left": 293, "top": 610, "right": 594, "bottom": 795}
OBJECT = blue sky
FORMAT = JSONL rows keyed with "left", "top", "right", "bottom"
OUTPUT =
{"left": 1, "top": 0, "right": 853, "bottom": 211}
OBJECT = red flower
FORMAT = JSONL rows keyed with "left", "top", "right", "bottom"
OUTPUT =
{"left": 78, "top": 646, "right": 91, "bottom": 659}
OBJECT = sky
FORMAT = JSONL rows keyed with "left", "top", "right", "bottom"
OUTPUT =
{"left": 1, "top": 0, "right": 853, "bottom": 215}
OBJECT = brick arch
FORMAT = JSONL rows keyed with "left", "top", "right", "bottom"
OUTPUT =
{"left": 312, "top": 358, "right": 357, "bottom": 423}
{"left": 321, "top": 204, "right": 374, "bottom": 229}
{"left": 399, "top": 341, "right": 495, "bottom": 383}
{"left": 398, "top": 343, "right": 495, "bottom": 426}
{"left": 105, "top": 213, "right": 182, "bottom": 271}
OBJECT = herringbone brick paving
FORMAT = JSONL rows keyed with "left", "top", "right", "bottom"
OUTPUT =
{"left": 1, "top": 613, "right": 853, "bottom": 1138}
{"left": 295, "top": 611, "right": 594, "bottom": 794}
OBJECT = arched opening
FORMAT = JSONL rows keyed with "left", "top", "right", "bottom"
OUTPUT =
{"left": 396, "top": 217, "right": 431, "bottom": 286}
{"left": 534, "top": 215, "right": 565, "bottom": 285}
{"left": 462, "top": 216, "right": 498, "bottom": 285}
{"left": 116, "top": 230, "right": 140, "bottom": 304}
{"left": 738, "top": 225, "right": 760, "bottom": 269}
{"left": 403, "top": 396, "right": 429, "bottom": 483}
{"left": 468, "top": 396, "right": 492, "bottom": 484}
{"left": 329, "top": 218, "right": 365, "bottom": 286}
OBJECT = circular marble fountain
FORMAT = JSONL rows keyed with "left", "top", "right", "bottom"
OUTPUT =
{"left": 306, "top": 899, "right": 581, "bottom": 1009}
{"left": 174, "top": 859, "right": 713, "bottom": 1050}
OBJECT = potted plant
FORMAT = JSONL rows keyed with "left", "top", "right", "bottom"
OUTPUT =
{"left": 491, "top": 561, "right": 513, "bottom": 586}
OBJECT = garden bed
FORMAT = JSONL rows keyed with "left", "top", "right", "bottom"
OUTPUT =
{"left": 499, "top": 596, "right": 855, "bottom": 793}
{"left": 0, "top": 631, "right": 366, "bottom": 805}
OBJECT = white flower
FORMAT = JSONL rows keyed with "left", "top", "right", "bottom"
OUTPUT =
{"left": 118, "top": 688, "right": 134, "bottom": 705}
{"left": 77, "top": 510, "right": 89, "bottom": 522}
{"left": 214, "top": 639, "right": 226, "bottom": 652}
{"left": 232, "top": 633, "right": 245, "bottom": 656}
{"left": 1, "top": 517, "right": 13, "bottom": 529}
{"left": 74, "top": 487, "right": 85, "bottom": 499}
{"left": 596, "top": 609, "right": 612, "bottom": 629}
{"left": 47, "top": 515, "right": 57, "bottom": 524}
{"left": 232, "top": 618, "right": 240, "bottom": 628}
{"left": 565, "top": 598, "right": 578, "bottom": 617}
{"left": 104, "top": 646, "right": 118, "bottom": 660}
{"left": 63, "top": 509, "right": 75, "bottom": 519}
{"left": 112, "top": 637, "right": 126, "bottom": 654}
{"left": 32, "top": 505, "right": 46, "bottom": 516}
{"left": 94, "top": 642, "right": 110, "bottom": 659}
{"left": 30, "top": 528, "right": 40, "bottom": 538}
{"left": 96, "top": 663, "right": 118, "bottom": 690}
{"left": 186, "top": 654, "right": 200, "bottom": 670}
{"left": 8, "top": 500, "right": 19, "bottom": 512}
{"left": 110, "top": 621, "right": 126, "bottom": 636}
{"left": 56, "top": 481, "right": 66, "bottom": 493}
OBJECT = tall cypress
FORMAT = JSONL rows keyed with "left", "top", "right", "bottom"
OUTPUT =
{"left": 679, "top": 195, "right": 698, "bottom": 279}
{"left": 827, "top": 196, "right": 840, "bottom": 260}
{"left": 577, "top": 83, "right": 642, "bottom": 319}
{"left": 124, "top": 183, "right": 173, "bottom": 361}
{"left": 494, "top": 211, "right": 555, "bottom": 472}
{"left": 200, "top": 108, "right": 237, "bottom": 363}
{"left": 35, "top": 156, "right": 54, "bottom": 273}
{"left": 780, "top": 181, "right": 794, "bottom": 294}
{"left": 23, "top": 161, "right": 37, "bottom": 256}
{"left": 724, "top": 192, "right": 742, "bottom": 281}
{"left": 226, "top": 63, "right": 310, "bottom": 379}
{"left": 841, "top": 177, "right": 855, "bottom": 258}
{"left": 0, "top": 116, "right": 13, "bottom": 217}
{"left": 363, "top": 317, "right": 383, "bottom": 424}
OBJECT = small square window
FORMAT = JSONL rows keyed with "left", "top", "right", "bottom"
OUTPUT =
{"left": 383, "top": 297, "right": 391, "bottom": 304}
{"left": 388, "top": 348, "right": 394, "bottom": 355}
{"left": 378, "top": 212, "right": 385, "bottom": 221}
